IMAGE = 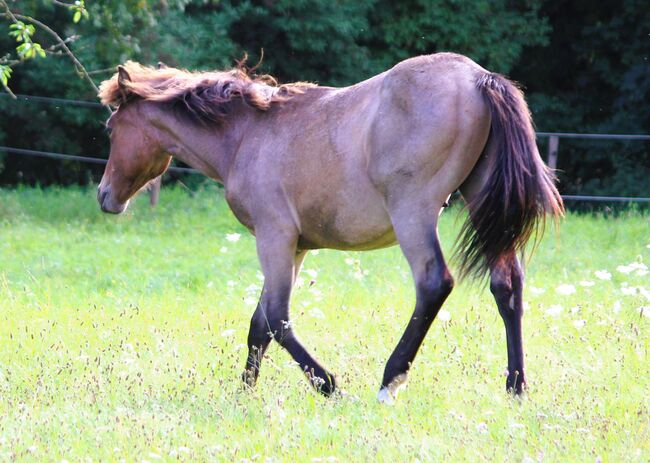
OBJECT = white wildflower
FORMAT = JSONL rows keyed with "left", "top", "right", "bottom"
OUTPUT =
{"left": 245, "top": 283, "right": 261, "bottom": 294}
{"left": 556, "top": 284, "right": 576, "bottom": 295}
{"left": 220, "top": 246, "right": 228, "bottom": 253}
{"left": 309, "top": 307, "right": 325, "bottom": 319}
{"left": 617, "top": 262, "right": 648, "bottom": 275}
{"left": 572, "top": 319, "right": 586, "bottom": 329}
{"left": 621, "top": 286, "right": 638, "bottom": 296}
{"left": 221, "top": 329, "right": 235, "bottom": 337}
{"left": 437, "top": 309, "right": 451, "bottom": 322}
{"left": 595, "top": 270, "right": 612, "bottom": 280}
{"left": 579, "top": 280, "right": 595, "bottom": 287}
{"left": 612, "top": 300, "right": 621, "bottom": 313}
{"left": 476, "top": 422, "right": 489, "bottom": 434}
{"left": 226, "top": 233, "right": 241, "bottom": 242}
{"left": 545, "top": 304, "right": 563, "bottom": 316}
{"left": 639, "top": 287, "right": 650, "bottom": 301}
{"left": 529, "top": 286, "right": 545, "bottom": 295}
{"left": 304, "top": 269, "right": 318, "bottom": 279}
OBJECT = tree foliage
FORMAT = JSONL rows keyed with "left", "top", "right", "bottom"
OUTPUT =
{"left": 0, "top": 0, "right": 647, "bottom": 197}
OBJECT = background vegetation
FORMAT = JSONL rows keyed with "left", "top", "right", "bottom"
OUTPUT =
{"left": 0, "top": 0, "right": 648, "bottom": 197}
{"left": 0, "top": 186, "right": 648, "bottom": 461}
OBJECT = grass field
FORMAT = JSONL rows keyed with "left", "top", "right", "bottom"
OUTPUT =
{"left": 0, "top": 185, "right": 648, "bottom": 462}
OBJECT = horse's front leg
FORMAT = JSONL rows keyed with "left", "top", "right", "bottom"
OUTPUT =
{"left": 242, "top": 229, "right": 335, "bottom": 395}
{"left": 489, "top": 254, "right": 526, "bottom": 394}
{"left": 243, "top": 250, "right": 307, "bottom": 387}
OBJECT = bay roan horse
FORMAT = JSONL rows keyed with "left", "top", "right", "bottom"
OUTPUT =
{"left": 97, "top": 53, "right": 563, "bottom": 403}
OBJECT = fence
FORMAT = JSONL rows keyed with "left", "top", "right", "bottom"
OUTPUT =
{"left": 1, "top": 92, "right": 649, "bottom": 204}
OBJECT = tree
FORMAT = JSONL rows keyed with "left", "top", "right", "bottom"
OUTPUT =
{"left": 0, "top": 0, "right": 91, "bottom": 95}
{"left": 512, "top": 0, "right": 650, "bottom": 197}
{"left": 4, "top": 0, "right": 645, "bottom": 200}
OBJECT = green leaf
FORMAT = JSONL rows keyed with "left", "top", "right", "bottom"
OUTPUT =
{"left": 34, "top": 44, "right": 46, "bottom": 58}
{"left": 0, "top": 65, "right": 12, "bottom": 86}
{"left": 73, "top": 10, "right": 81, "bottom": 23}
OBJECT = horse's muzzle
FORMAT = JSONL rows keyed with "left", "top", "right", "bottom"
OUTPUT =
{"left": 97, "top": 185, "right": 127, "bottom": 214}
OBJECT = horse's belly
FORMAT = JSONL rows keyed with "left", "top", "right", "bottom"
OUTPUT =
{"left": 296, "top": 197, "right": 396, "bottom": 251}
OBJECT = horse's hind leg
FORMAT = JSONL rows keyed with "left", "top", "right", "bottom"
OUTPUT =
{"left": 489, "top": 254, "right": 527, "bottom": 394}
{"left": 243, "top": 250, "right": 307, "bottom": 388}
{"left": 379, "top": 203, "right": 454, "bottom": 404}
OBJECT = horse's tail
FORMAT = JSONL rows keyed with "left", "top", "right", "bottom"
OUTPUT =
{"left": 455, "top": 73, "right": 564, "bottom": 279}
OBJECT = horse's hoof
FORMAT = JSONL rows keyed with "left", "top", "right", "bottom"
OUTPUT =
{"left": 377, "top": 373, "right": 408, "bottom": 404}
{"left": 377, "top": 387, "right": 396, "bottom": 405}
{"left": 314, "top": 374, "right": 337, "bottom": 397}
{"left": 241, "top": 370, "right": 258, "bottom": 389}
{"left": 505, "top": 370, "right": 526, "bottom": 396}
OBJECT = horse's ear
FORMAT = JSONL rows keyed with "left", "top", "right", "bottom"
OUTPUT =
{"left": 157, "top": 61, "right": 167, "bottom": 70}
{"left": 116, "top": 65, "right": 131, "bottom": 104}
{"left": 117, "top": 65, "right": 131, "bottom": 88}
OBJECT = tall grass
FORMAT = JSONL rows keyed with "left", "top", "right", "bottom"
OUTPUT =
{"left": 0, "top": 185, "right": 648, "bottom": 461}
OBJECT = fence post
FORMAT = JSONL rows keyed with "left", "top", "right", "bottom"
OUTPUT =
{"left": 547, "top": 135, "right": 559, "bottom": 170}
{"left": 148, "top": 175, "right": 162, "bottom": 207}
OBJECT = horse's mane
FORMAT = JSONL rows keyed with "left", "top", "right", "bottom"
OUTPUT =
{"left": 98, "top": 61, "right": 315, "bottom": 123}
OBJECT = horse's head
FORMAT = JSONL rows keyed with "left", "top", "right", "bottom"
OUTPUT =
{"left": 97, "top": 66, "right": 171, "bottom": 214}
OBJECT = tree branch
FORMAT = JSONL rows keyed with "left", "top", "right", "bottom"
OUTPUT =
{"left": 52, "top": 0, "right": 75, "bottom": 7}
{"left": 1, "top": 4, "right": 111, "bottom": 112}
{"left": 1, "top": 76, "right": 16, "bottom": 98}
{"left": 2, "top": 12, "right": 99, "bottom": 93}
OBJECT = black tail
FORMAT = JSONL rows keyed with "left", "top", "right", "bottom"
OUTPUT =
{"left": 455, "top": 73, "right": 564, "bottom": 279}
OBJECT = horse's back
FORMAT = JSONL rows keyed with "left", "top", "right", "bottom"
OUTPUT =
{"left": 230, "top": 54, "right": 491, "bottom": 250}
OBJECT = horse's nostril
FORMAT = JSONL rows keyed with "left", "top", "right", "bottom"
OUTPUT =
{"left": 97, "top": 187, "right": 109, "bottom": 207}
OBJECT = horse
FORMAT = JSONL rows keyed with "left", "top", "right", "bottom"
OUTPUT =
{"left": 97, "top": 53, "right": 563, "bottom": 403}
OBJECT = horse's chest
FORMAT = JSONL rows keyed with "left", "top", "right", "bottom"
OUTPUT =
{"left": 224, "top": 189, "right": 255, "bottom": 232}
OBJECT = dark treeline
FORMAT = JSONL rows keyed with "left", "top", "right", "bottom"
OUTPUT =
{"left": 0, "top": 0, "right": 648, "bottom": 198}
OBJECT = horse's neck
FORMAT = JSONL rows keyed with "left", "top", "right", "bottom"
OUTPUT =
{"left": 162, "top": 115, "right": 243, "bottom": 185}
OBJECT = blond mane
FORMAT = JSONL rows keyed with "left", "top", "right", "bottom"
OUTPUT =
{"left": 98, "top": 61, "right": 314, "bottom": 123}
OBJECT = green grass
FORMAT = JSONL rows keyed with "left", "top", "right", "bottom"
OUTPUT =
{"left": 0, "top": 185, "right": 648, "bottom": 462}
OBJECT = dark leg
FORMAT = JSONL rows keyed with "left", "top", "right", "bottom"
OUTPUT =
{"left": 379, "top": 219, "right": 453, "bottom": 403}
{"left": 242, "top": 291, "right": 271, "bottom": 387}
{"left": 243, "top": 251, "right": 307, "bottom": 388}
{"left": 490, "top": 254, "right": 526, "bottom": 394}
{"left": 242, "top": 235, "right": 335, "bottom": 396}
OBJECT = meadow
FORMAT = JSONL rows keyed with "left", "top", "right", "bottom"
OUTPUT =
{"left": 0, "top": 185, "right": 648, "bottom": 462}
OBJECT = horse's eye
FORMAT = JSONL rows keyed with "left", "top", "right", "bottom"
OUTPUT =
{"left": 105, "top": 126, "right": 113, "bottom": 135}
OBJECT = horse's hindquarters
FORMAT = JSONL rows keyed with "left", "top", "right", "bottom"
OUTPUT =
{"left": 367, "top": 54, "right": 491, "bottom": 204}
